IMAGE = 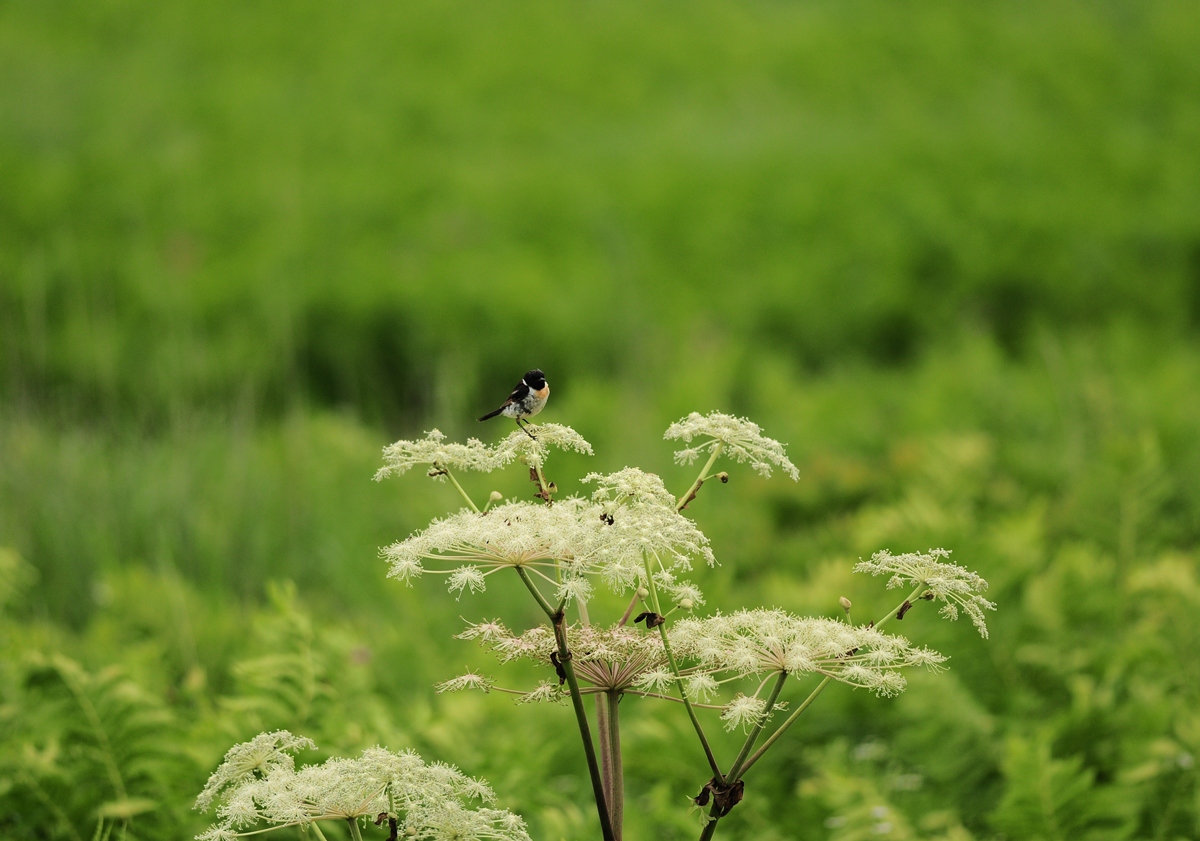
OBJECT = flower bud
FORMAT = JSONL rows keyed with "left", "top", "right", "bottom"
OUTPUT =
{"left": 679, "top": 598, "right": 695, "bottom": 610}
{"left": 636, "top": 587, "right": 650, "bottom": 600}
{"left": 488, "top": 491, "right": 503, "bottom": 502}
{"left": 839, "top": 596, "right": 852, "bottom": 613}
{"left": 716, "top": 471, "right": 730, "bottom": 483}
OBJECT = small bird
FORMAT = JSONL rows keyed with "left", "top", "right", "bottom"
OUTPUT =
{"left": 478, "top": 369, "right": 550, "bottom": 438}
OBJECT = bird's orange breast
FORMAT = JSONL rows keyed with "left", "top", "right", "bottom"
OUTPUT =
{"left": 533, "top": 384, "right": 549, "bottom": 399}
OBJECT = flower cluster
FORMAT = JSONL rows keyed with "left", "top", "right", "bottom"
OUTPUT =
{"left": 381, "top": 469, "right": 713, "bottom": 603}
{"left": 195, "top": 732, "right": 528, "bottom": 841}
{"left": 665, "top": 412, "right": 800, "bottom": 481}
{"left": 381, "top": 498, "right": 595, "bottom": 594}
{"left": 195, "top": 731, "right": 315, "bottom": 812}
{"left": 495, "top": 423, "right": 594, "bottom": 470}
{"left": 631, "top": 667, "right": 719, "bottom": 704}
{"left": 672, "top": 610, "right": 947, "bottom": 702}
{"left": 375, "top": 424, "right": 593, "bottom": 485}
{"left": 374, "top": 429, "right": 504, "bottom": 482}
{"left": 583, "top": 468, "right": 716, "bottom": 591}
{"left": 854, "top": 549, "right": 996, "bottom": 638}
{"left": 370, "top": 416, "right": 994, "bottom": 831}
{"left": 719, "top": 693, "right": 770, "bottom": 733}
{"left": 444, "top": 621, "right": 669, "bottom": 698}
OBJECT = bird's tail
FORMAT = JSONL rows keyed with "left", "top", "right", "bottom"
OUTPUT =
{"left": 477, "top": 407, "right": 505, "bottom": 422}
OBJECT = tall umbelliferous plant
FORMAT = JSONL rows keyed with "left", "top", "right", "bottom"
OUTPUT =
{"left": 194, "top": 412, "right": 993, "bottom": 840}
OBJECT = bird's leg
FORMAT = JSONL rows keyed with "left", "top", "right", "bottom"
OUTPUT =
{"left": 517, "top": 418, "right": 537, "bottom": 440}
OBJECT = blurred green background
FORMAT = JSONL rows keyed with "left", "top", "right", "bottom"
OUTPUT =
{"left": 3, "top": 0, "right": 1200, "bottom": 838}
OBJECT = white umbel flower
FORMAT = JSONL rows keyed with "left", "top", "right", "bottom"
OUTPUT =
{"left": 720, "top": 693, "right": 768, "bottom": 732}
{"left": 671, "top": 610, "right": 946, "bottom": 697}
{"left": 457, "top": 620, "right": 670, "bottom": 697}
{"left": 494, "top": 423, "right": 594, "bottom": 470}
{"left": 374, "top": 429, "right": 508, "bottom": 482}
{"left": 435, "top": 670, "right": 495, "bottom": 694}
{"left": 665, "top": 412, "right": 799, "bottom": 480}
{"left": 195, "top": 731, "right": 316, "bottom": 811}
{"left": 854, "top": 549, "right": 996, "bottom": 638}
{"left": 382, "top": 477, "right": 714, "bottom": 602}
{"left": 195, "top": 735, "right": 529, "bottom": 841}
{"left": 632, "top": 667, "right": 677, "bottom": 694}
{"left": 381, "top": 498, "right": 598, "bottom": 593}
{"left": 582, "top": 468, "right": 716, "bottom": 590}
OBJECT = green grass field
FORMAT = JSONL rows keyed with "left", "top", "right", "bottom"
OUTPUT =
{"left": 2, "top": 1, "right": 1200, "bottom": 838}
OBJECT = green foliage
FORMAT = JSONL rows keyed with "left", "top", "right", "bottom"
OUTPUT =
{"left": 991, "top": 735, "right": 1135, "bottom": 841}
{"left": 1, "top": 633, "right": 182, "bottom": 839}
{"left": 2, "top": 0, "right": 1200, "bottom": 423}
{"left": 798, "top": 741, "right": 974, "bottom": 841}
{"left": 3, "top": 0, "right": 1200, "bottom": 838}
{"left": 5, "top": 335, "right": 1200, "bottom": 839}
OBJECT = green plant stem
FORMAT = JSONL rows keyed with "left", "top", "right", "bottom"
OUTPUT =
{"left": 737, "top": 675, "right": 831, "bottom": 779}
{"left": 516, "top": 565, "right": 556, "bottom": 615}
{"left": 533, "top": 462, "right": 552, "bottom": 499}
{"left": 310, "top": 823, "right": 329, "bottom": 841}
{"left": 873, "top": 584, "right": 927, "bottom": 632}
{"left": 675, "top": 444, "right": 724, "bottom": 513}
{"left": 514, "top": 567, "right": 616, "bottom": 841}
{"left": 597, "top": 693, "right": 614, "bottom": 809}
{"left": 346, "top": 818, "right": 363, "bottom": 841}
{"left": 617, "top": 591, "right": 640, "bottom": 626}
{"left": 606, "top": 691, "right": 624, "bottom": 841}
{"left": 726, "top": 671, "right": 788, "bottom": 781}
{"left": 442, "top": 468, "right": 480, "bottom": 513}
{"left": 643, "top": 555, "right": 724, "bottom": 781}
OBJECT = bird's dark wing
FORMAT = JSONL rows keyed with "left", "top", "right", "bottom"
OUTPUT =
{"left": 506, "top": 380, "right": 531, "bottom": 403}
{"left": 478, "top": 379, "right": 531, "bottom": 422}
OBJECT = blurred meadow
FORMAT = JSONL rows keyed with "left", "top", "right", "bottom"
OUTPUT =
{"left": 3, "top": 0, "right": 1200, "bottom": 838}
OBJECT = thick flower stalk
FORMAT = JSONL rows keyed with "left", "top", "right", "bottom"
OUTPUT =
{"left": 665, "top": 412, "right": 800, "bottom": 481}
{"left": 195, "top": 732, "right": 528, "bottom": 841}
{"left": 853, "top": 548, "right": 996, "bottom": 637}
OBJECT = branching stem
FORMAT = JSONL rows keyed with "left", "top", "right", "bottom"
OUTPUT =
{"left": 676, "top": 444, "right": 725, "bottom": 513}
{"left": 617, "top": 591, "right": 641, "bottom": 626}
{"left": 514, "top": 567, "right": 615, "bottom": 841}
{"left": 644, "top": 554, "right": 724, "bottom": 782}
{"left": 530, "top": 460, "right": 555, "bottom": 503}
{"left": 726, "top": 671, "right": 788, "bottom": 781}
{"left": 698, "top": 584, "right": 931, "bottom": 841}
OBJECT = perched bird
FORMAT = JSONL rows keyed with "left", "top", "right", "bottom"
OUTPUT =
{"left": 478, "top": 369, "right": 550, "bottom": 438}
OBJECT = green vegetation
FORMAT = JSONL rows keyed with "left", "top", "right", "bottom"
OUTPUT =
{"left": 2, "top": 0, "right": 1200, "bottom": 838}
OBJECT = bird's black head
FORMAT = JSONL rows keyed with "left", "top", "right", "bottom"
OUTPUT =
{"left": 523, "top": 369, "right": 547, "bottom": 389}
